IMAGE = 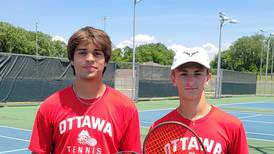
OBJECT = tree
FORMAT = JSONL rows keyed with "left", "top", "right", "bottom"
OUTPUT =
{"left": 136, "top": 43, "right": 174, "bottom": 65}
{"left": 112, "top": 43, "right": 174, "bottom": 65}
{"left": 0, "top": 22, "right": 67, "bottom": 57}
{"left": 110, "top": 48, "right": 124, "bottom": 62}
{"left": 210, "top": 34, "right": 271, "bottom": 73}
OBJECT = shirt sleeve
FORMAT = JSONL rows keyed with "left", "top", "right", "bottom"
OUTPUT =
{"left": 28, "top": 109, "right": 53, "bottom": 154}
{"left": 229, "top": 122, "right": 249, "bottom": 154}
{"left": 119, "top": 108, "right": 142, "bottom": 153}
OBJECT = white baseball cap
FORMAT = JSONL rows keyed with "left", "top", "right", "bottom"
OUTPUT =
{"left": 171, "top": 50, "right": 210, "bottom": 70}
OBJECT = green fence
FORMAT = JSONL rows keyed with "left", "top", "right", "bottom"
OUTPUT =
{"left": 0, "top": 53, "right": 115, "bottom": 102}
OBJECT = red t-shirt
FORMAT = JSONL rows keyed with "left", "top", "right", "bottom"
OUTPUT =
{"left": 29, "top": 86, "right": 141, "bottom": 154}
{"left": 149, "top": 105, "right": 249, "bottom": 154}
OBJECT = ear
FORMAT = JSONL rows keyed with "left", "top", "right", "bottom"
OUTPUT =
{"left": 170, "top": 70, "right": 177, "bottom": 86}
{"left": 207, "top": 72, "right": 212, "bottom": 81}
{"left": 205, "top": 72, "right": 212, "bottom": 86}
{"left": 70, "top": 61, "right": 74, "bottom": 66}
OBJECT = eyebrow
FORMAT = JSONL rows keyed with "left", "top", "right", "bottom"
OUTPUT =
{"left": 180, "top": 68, "right": 204, "bottom": 72}
{"left": 76, "top": 48, "right": 102, "bottom": 51}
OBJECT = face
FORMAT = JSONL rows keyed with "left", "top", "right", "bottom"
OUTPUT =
{"left": 71, "top": 40, "right": 106, "bottom": 81}
{"left": 171, "top": 63, "right": 211, "bottom": 100}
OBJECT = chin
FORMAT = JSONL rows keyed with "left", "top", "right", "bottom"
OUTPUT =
{"left": 78, "top": 73, "right": 96, "bottom": 80}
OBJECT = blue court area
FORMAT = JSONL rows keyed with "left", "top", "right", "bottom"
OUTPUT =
{"left": 0, "top": 126, "right": 30, "bottom": 154}
{"left": 0, "top": 101, "right": 274, "bottom": 153}
{"left": 139, "top": 101, "right": 274, "bottom": 142}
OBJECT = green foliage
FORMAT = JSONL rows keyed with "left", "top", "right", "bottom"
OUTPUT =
{"left": 0, "top": 22, "right": 67, "bottom": 57}
{"left": 210, "top": 34, "right": 274, "bottom": 73}
{"left": 111, "top": 43, "right": 174, "bottom": 65}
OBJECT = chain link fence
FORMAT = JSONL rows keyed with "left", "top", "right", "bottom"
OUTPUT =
{"left": 1, "top": 53, "right": 273, "bottom": 103}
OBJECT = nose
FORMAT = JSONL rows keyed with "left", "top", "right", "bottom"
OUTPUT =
{"left": 86, "top": 53, "right": 95, "bottom": 62}
{"left": 184, "top": 75, "right": 195, "bottom": 86}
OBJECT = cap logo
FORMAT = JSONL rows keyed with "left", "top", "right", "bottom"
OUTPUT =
{"left": 183, "top": 51, "right": 199, "bottom": 57}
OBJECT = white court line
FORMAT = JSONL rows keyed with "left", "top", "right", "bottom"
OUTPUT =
{"left": 247, "top": 132, "right": 274, "bottom": 137}
{"left": 243, "top": 119, "right": 274, "bottom": 124}
{"left": 141, "top": 126, "right": 149, "bottom": 128}
{"left": 0, "top": 148, "right": 28, "bottom": 154}
{"left": 140, "top": 120, "right": 152, "bottom": 124}
{"left": 248, "top": 137, "right": 274, "bottom": 142}
{"left": 0, "top": 135, "right": 29, "bottom": 142}
{"left": 238, "top": 114, "right": 262, "bottom": 119}
{"left": 0, "top": 125, "right": 31, "bottom": 132}
{"left": 139, "top": 101, "right": 274, "bottom": 113}
{"left": 139, "top": 108, "right": 174, "bottom": 113}
{"left": 216, "top": 101, "right": 267, "bottom": 107}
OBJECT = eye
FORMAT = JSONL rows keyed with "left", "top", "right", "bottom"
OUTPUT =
{"left": 93, "top": 50, "right": 104, "bottom": 57}
{"left": 179, "top": 73, "right": 188, "bottom": 76}
{"left": 77, "top": 50, "right": 87, "bottom": 55}
{"left": 194, "top": 72, "right": 205, "bottom": 77}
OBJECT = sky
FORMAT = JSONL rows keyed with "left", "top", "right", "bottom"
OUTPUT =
{"left": 1, "top": 0, "right": 274, "bottom": 60}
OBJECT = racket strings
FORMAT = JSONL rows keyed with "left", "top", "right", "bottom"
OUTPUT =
{"left": 144, "top": 122, "right": 206, "bottom": 154}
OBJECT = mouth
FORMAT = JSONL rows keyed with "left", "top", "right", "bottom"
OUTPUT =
{"left": 83, "top": 65, "right": 97, "bottom": 71}
{"left": 184, "top": 87, "right": 198, "bottom": 91}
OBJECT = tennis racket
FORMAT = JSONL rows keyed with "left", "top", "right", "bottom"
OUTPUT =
{"left": 143, "top": 121, "right": 206, "bottom": 154}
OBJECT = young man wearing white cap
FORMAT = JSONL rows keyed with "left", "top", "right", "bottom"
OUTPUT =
{"left": 149, "top": 50, "right": 248, "bottom": 153}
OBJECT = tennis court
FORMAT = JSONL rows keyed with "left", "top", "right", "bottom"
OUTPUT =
{"left": 140, "top": 101, "right": 274, "bottom": 140}
{"left": 0, "top": 96, "right": 274, "bottom": 153}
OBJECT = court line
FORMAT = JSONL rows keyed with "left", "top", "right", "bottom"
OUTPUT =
{"left": 0, "top": 135, "right": 29, "bottom": 142}
{"left": 216, "top": 101, "right": 269, "bottom": 107}
{"left": 247, "top": 132, "right": 274, "bottom": 137}
{"left": 141, "top": 126, "right": 149, "bottom": 128}
{"left": 0, "top": 125, "right": 31, "bottom": 132}
{"left": 0, "top": 148, "right": 28, "bottom": 154}
{"left": 139, "top": 101, "right": 274, "bottom": 113}
{"left": 248, "top": 137, "right": 274, "bottom": 142}
{"left": 140, "top": 120, "right": 153, "bottom": 124}
{"left": 139, "top": 108, "right": 174, "bottom": 113}
{"left": 243, "top": 119, "right": 274, "bottom": 124}
{"left": 238, "top": 114, "right": 262, "bottom": 119}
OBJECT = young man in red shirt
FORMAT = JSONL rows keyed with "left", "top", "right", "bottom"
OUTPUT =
{"left": 149, "top": 50, "right": 249, "bottom": 154}
{"left": 29, "top": 26, "right": 141, "bottom": 154}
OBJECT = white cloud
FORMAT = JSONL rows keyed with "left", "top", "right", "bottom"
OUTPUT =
{"left": 222, "top": 42, "right": 232, "bottom": 51}
{"left": 116, "top": 34, "right": 156, "bottom": 49}
{"left": 116, "top": 34, "right": 233, "bottom": 61}
{"left": 202, "top": 43, "right": 218, "bottom": 60}
{"left": 52, "top": 35, "right": 66, "bottom": 43}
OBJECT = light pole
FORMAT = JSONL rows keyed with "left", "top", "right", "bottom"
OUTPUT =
{"left": 103, "top": 16, "right": 107, "bottom": 31}
{"left": 259, "top": 29, "right": 266, "bottom": 80}
{"left": 266, "top": 33, "right": 274, "bottom": 80}
{"left": 271, "top": 34, "right": 274, "bottom": 79}
{"left": 270, "top": 33, "right": 274, "bottom": 94}
{"left": 132, "top": 0, "right": 143, "bottom": 101}
{"left": 215, "top": 12, "right": 238, "bottom": 98}
{"left": 264, "top": 33, "right": 274, "bottom": 95}
{"left": 35, "top": 22, "right": 38, "bottom": 58}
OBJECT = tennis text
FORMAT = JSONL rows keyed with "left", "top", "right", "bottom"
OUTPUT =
{"left": 67, "top": 146, "right": 102, "bottom": 154}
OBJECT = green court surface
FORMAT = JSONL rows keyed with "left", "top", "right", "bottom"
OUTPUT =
{"left": 0, "top": 96, "right": 274, "bottom": 153}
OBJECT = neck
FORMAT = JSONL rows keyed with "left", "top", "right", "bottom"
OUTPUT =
{"left": 73, "top": 78, "right": 106, "bottom": 99}
{"left": 177, "top": 93, "right": 211, "bottom": 121}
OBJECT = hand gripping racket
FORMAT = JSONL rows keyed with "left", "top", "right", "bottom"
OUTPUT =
{"left": 143, "top": 121, "right": 206, "bottom": 154}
